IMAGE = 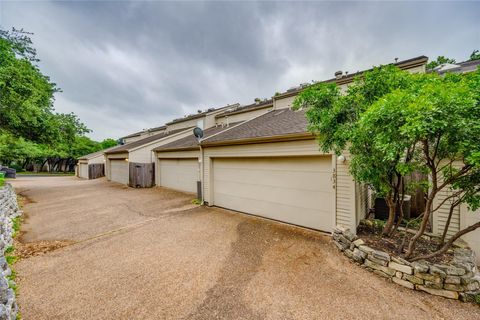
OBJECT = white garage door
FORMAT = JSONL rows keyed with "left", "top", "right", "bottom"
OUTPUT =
{"left": 78, "top": 163, "right": 88, "bottom": 179}
{"left": 213, "top": 156, "right": 334, "bottom": 231}
{"left": 159, "top": 158, "right": 198, "bottom": 193}
{"left": 110, "top": 160, "right": 129, "bottom": 185}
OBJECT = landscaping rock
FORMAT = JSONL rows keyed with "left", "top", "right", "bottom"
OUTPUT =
{"left": 344, "top": 230, "right": 357, "bottom": 242}
{"left": 352, "top": 248, "right": 366, "bottom": 263}
{"left": 444, "top": 283, "right": 464, "bottom": 291}
{"left": 403, "top": 274, "right": 424, "bottom": 285}
{"left": 411, "top": 261, "right": 429, "bottom": 274}
{"left": 358, "top": 245, "right": 374, "bottom": 255}
{"left": 446, "top": 266, "right": 466, "bottom": 276}
{"left": 393, "top": 276, "right": 415, "bottom": 289}
{"left": 0, "top": 184, "right": 21, "bottom": 320}
{"left": 364, "top": 259, "right": 396, "bottom": 276}
{"left": 352, "top": 239, "right": 364, "bottom": 247}
{"left": 389, "top": 261, "right": 413, "bottom": 275}
{"left": 331, "top": 221, "right": 480, "bottom": 303}
{"left": 416, "top": 285, "right": 459, "bottom": 299}
{"left": 429, "top": 265, "right": 447, "bottom": 277}
{"left": 444, "top": 276, "right": 461, "bottom": 285}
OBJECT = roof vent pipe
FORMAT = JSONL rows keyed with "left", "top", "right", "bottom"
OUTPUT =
{"left": 334, "top": 71, "right": 343, "bottom": 79}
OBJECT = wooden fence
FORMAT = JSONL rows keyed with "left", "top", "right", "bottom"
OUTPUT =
{"left": 129, "top": 162, "right": 155, "bottom": 188}
{"left": 88, "top": 164, "right": 105, "bottom": 179}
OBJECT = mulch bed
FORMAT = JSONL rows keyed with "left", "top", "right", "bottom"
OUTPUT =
{"left": 357, "top": 227, "right": 454, "bottom": 264}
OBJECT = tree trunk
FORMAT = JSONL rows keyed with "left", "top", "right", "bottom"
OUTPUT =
{"left": 411, "top": 221, "right": 480, "bottom": 261}
{"left": 383, "top": 196, "right": 396, "bottom": 236}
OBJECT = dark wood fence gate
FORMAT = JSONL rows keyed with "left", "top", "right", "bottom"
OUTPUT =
{"left": 88, "top": 163, "right": 105, "bottom": 179}
{"left": 129, "top": 162, "right": 155, "bottom": 188}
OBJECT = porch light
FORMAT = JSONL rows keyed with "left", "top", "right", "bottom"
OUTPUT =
{"left": 338, "top": 155, "right": 346, "bottom": 163}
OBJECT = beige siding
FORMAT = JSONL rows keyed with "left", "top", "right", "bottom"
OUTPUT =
{"left": 432, "top": 161, "right": 463, "bottom": 237}
{"left": 460, "top": 204, "right": 480, "bottom": 264}
{"left": 274, "top": 95, "right": 295, "bottom": 110}
{"left": 88, "top": 154, "right": 105, "bottom": 164}
{"left": 336, "top": 151, "right": 356, "bottom": 231}
{"left": 167, "top": 118, "right": 204, "bottom": 131}
{"left": 128, "top": 129, "right": 192, "bottom": 164}
{"left": 432, "top": 160, "right": 480, "bottom": 263}
{"left": 215, "top": 107, "right": 272, "bottom": 126}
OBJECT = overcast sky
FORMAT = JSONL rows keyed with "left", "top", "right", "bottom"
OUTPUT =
{"left": 1, "top": 1, "right": 479, "bottom": 140}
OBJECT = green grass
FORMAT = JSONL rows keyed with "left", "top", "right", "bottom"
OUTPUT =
{"left": 0, "top": 178, "right": 4, "bottom": 187}
{"left": 16, "top": 171, "right": 74, "bottom": 176}
{"left": 11, "top": 217, "right": 21, "bottom": 238}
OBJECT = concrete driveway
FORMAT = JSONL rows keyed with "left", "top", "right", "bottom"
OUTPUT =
{"left": 10, "top": 176, "right": 480, "bottom": 320}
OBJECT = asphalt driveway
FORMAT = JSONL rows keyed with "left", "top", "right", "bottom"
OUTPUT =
{"left": 10, "top": 176, "right": 480, "bottom": 319}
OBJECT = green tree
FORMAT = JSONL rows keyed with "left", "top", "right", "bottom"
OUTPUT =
{"left": 426, "top": 56, "right": 456, "bottom": 70}
{"left": 295, "top": 65, "right": 480, "bottom": 260}
{"left": 470, "top": 49, "right": 480, "bottom": 61}
{"left": 100, "top": 138, "right": 118, "bottom": 149}
{"left": 294, "top": 65, "right": 414, "bottom": 236}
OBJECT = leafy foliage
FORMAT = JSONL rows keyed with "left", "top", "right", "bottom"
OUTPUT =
{"left": 295, "top": 63, "right": 480, "bottom": 259}
{"left": 426, "top": 56, "right": 456, "bottom": 70}
{"left": 0, "top": 28, "right": 117, "bottom": 171}
{"left": 470, "top": 49, "right": 480, "bottom": 61}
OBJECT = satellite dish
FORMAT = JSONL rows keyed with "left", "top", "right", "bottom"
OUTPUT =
{"left": 193, "top": 127, "right": 204, "bottom": 140}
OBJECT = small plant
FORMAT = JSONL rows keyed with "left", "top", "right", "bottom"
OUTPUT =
{"left": 191, "top": 198, "right": 202, "bottom": 205}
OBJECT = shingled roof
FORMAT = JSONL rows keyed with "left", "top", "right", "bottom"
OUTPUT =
{"left": 106, "top": 128, "right": 190, "bottom": 154}
{"left": 78, "top": 146, "right": 118, "bottom": 160}
{"left": 201, "top": 109, "right": 312, "bottom": 146}
{"left": 154, "top": 122, "right": 243, "bottom": 152}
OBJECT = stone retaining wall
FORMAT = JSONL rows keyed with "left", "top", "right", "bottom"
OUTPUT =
{"left": 332, "top": 225, "right": 480, "bottom": 302}
{"left": 0, "top": 184, "right": 21, "bottom": 319}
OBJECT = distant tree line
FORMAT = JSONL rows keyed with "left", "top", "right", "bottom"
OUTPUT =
{"left": 0, "top": 28, "right": 116, "bottom": 172}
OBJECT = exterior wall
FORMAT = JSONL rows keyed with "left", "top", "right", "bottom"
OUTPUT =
{"left": 460, "top": 204, "right": 480, "bottom": 264}
{"left": 335, "top": 150, "right": 357, "bottom": 232}
{"left": 123, "top": 136, "right": 143, "bottom": 144}
{"left": 274, "top": 95, "right": 296, "bottom": 110}
{"left": 128, "top": 129, "right": 192, "bottom": 164}
{"left": 88, "top": 154, "right": 106, "bottom": 164}
{"left": 215, "top": 106, "right": 272, "bottom": 126}
{"left": 154, "top": 150, "right": 200, "bottom": 186}
{"left": 202, "top": 139, "right": 358, "bottom": 232}
{"left": 432, "top": 160, "right": 480, "bottom": 263}
{"left": 166, "top": 117, "right": 204, "bottom": 131}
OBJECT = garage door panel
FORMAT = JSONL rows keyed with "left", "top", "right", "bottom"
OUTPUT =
{"left": 213, "top": 156, "right": 334, "bottom": 231}
{"left": 214, "top": 180, "right": 331, "bottom": 208}
{"left": 79, "top": 163, "right": 88, "bottom": 179}
{"left": 110, "top": 160, "right": 129, "bottom": 185}
{"left": 159, "top": 159, "right": 197, "bottom": 193}
{"left": 214, "top": 168, "right": 331, "bottom": 192}
{"left": 214, "top": 192, "right": 331, "bottom": 231}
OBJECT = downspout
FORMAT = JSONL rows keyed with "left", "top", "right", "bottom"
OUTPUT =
{"left": 199, "top": 144, "right": 204, "bottom": 203}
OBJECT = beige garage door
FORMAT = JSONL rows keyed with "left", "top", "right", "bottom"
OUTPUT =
{"left": 78, "top": 163, "right": 88, "bottom": 179}
{"left": 213, "top": 156, "right": 334, "bottom": 231}
{"left": 159, "top": 158, "right": 198, "bottom": 193}
{"left": 110, "top": 159, "right": 129, "bottom": 185}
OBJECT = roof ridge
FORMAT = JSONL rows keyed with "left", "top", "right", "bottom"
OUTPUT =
{"left": 200, "top": 110, "right": 277, "bottom": 144}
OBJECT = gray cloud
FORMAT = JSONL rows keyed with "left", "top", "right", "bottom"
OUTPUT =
{"left": 1, "top": 1, "right": 479, "bottom": 140}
